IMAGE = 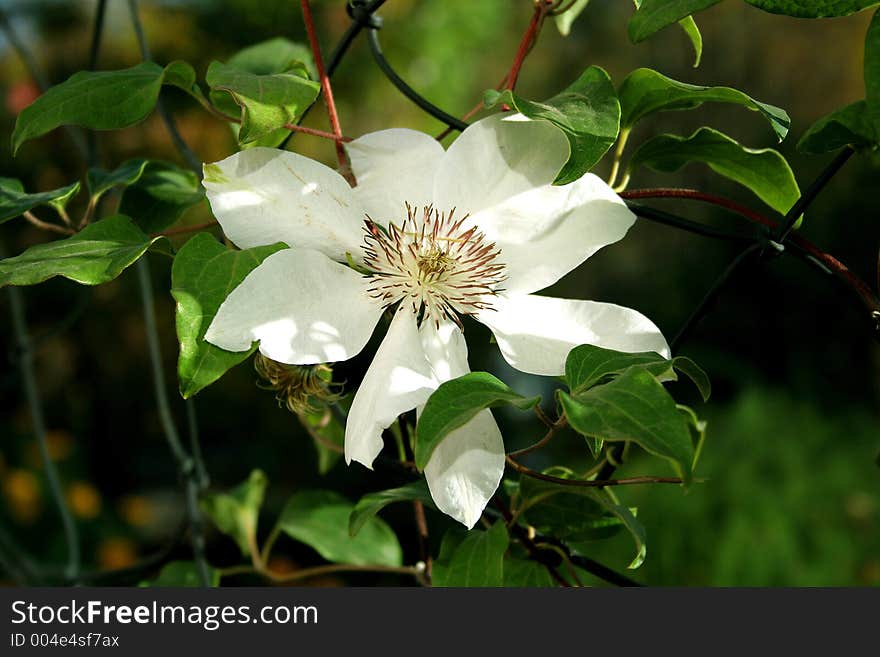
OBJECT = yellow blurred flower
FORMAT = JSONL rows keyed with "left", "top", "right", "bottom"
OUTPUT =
{"left": 66, "top": 481, "right": 102, "bottom": 520}
{"left": 2, "top": 469, "right": 42, "bottom": 523}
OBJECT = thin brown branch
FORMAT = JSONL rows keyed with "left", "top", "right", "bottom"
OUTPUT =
{"left": 506, "top": 455, "right": 684, "bottom": 488}
{"left": 151, "top": 220, "right": 219, "bottom": 238}
{"left": 507, "top": 417, "right": 568, "bottom": 459}
{"left": 23, "top": 211, "right": 75, "bottom": 236}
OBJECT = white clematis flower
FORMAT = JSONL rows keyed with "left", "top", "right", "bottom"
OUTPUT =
{"left": 201, "top": 113, "right": 669, "bottom": 529}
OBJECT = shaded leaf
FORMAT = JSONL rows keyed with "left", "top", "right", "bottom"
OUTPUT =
{"left": 86, "top": 159, "right": 150, "bottom": 201}
{"left": 278, "top": 490, "right": 402, "bottom": 567}
{"left": 565, "top": 344, "right": 710, "bottom": 401}
{"left": 518, "top": 474, "right": 647, "bottom": 568}
{"left": 484, "top": 66, "right": 620, "bottom": 184}
{"left": 0, "top": 215, "right": 162, "bottom": 287}
{"left": 12, "top": 61, "right": 196, "bottom": 154}
{"left": 628, "top": 127, "right": 799, "bottom": 214}
{"left": 559, "top": 367, "right": 695, "bottom": 482}
{"left": 415, "top": 372, "right": 539, "bottom": 470}
{"left": 119, "top": 162, "right": 204, "bottom": 233}
{"left": 744, "top": 1, "right": 879, "bottom": 18}
{"left": 299, "top": 406, "right": 346, "bottom": 475}
{"left": 143, "top": 561, "right": 219, "bottom": 587}
{"left": 171, "top": 233, "right": 285, "bottom": 398}
{"left": 200, "top": 469, "right": 267, "bottom": 558}
{"left": 432, "top": 522, "right": 508, "bottom": 587}
{"left": 349, "top": 481, "right": 433, "bottom": 537}
{"left": 503, "top": 557, "right": 557, "bottom": 587}
{"left": 865, "top": 9, "right": 880, "bottom": 132}
{"left": 226, "top": 37, "right": 315, "bottom": 79}
{"left": 798, "top": 101, "right": 877, "bottom": 153}
{"left": 628, "top": 0, "right": 721, "bottom": 44}
{"left": 618, "top": 68, "right": 790, "bottom": 140}
{"left": 0, "top": 178, "right": 80, "bottom": 224}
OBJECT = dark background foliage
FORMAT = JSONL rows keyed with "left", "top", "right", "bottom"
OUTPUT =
{"left": 0, "top": 0, "right": 878, "bottom": 585}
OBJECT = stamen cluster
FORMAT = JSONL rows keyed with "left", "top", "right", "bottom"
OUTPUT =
{"left": 362, "top": 204, "right": 506, "bottom": 326}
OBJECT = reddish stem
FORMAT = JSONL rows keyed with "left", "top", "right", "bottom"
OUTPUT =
{"left": 620, "top": 187, "right": 880, "bottom": 317}
{"left": 505, "top": 1, "right": 552, "bottom": 92}
{"left": 152, "top": 220, "right": 219, "bottom": 238}
{"left": 300, "top": 0, "right": 351, "bottom": 181}
{"left": 621, "top": 188, "right": 776, "bottom": 231}
{"left": 282, "top": 122, "right": 352, "bottom": 142}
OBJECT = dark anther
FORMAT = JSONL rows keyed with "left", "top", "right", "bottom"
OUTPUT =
{"left": 348, "top": 1, "right": 383, "bottom": 29}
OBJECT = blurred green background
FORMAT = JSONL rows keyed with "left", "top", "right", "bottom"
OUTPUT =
{"left": 0, "top": 0, "right": 878, "bottom": 586}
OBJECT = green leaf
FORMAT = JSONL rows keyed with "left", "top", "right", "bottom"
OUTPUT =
{"left": 565, "top": 344, "right": 711, "bottom": 401}
{"left": 432, "top": 522, "right": 509, "bottom": 587}
{"left": 12, "top": 61, "right": 196, "bottom": 154}
{"left": 143, "top": 561, "right": 219, "bottom": 587}
{"left": 119, "top": 162, "right": 204, "bottom": 233}
{"left": 277, "top": 490, "right": 402, "bottom": 567}
{"left": 484, "top": 66, "right": 620, "bottom": 184}
{"left": 554, "top": 0, "right": 590, "bottom": 36}
{"left": 628, "top": 0, "right": 721, "bottom": 43}
{"left": 200, "top": 469, "right": 267, "bottom": 558}
{"left": 865, "top": 9, "right": 880, "bottom": 132}
{"left": 559, "top": 366, "right": 695, "bottom": 482}
{"left": 226, "top": 37, "right": 316, "bottom": 79}
{"left": 678, "top": 16, "right": 703, "bottom": 68}
{"left": 744, "top": 1, "right": 879, "bottom": 18}
{"left": 349, "top": 481, "right": 434, "bottom": 537}
{"left": 415, "top": 372, "right": 540, "bottom": 470}
{"left": 171, "top": 233, "right": 285, "bottom": 398}
{"left": 503, "top": 557, "right": 557, "bottom": 587}
{"left": 628, "top": 127, "right": 800, "bottom": 215}
{"left": 206, "top": 61, "right": 320, "bottom": 144}
{"left": 0, "top": 178, "right": 81, "bottom": 224}
{"left": 798, "top": 101, "right": 878, "bottom": 153}
{"left": 519, "top": 476, "right": 647, "bottom": 568}
{"left": 678, "top": 403, "right": 708, "bottom": 470}
{"left": 86, "top": 159, "right": 150, "bottom": 201}
{"left": 618, "top": 68, "right": 790, "bottom": 140}
{"left": 299, "top": 406, "right": 346, "bottom": 475}
{"left": 0, "top": 215, "right": 163, "bottom": 287}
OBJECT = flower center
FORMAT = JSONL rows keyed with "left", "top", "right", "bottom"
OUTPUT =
{"left": 362, "top": 203, "right": 506, "bottom": 327}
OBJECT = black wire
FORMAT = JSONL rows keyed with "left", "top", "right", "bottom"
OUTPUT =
{"left": 626, "top": 201, "right": 754, "bottom": 243}
{"left": 366, "top": 28, "right": 469, "bottom": 133}
{"left": 775, "top": 147, "right": 854, "bottom": 243}
{"left": 281, "top": 0, "right": 387, "bottom": 149}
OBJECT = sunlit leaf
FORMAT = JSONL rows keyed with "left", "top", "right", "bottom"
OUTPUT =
{"left": 201, "top": 469, "right": 267, "bottom": 558}
{"left": 627, "top": 127, "right": 799, "bottom": 214}
{"left": 484, "top": 66, "right": 620, "bottom": 183}
{"left": 415, "top": 372, "right": 539, "bottom": 470}
{"left": 0, "top": 215, "right": 163, "bottom": 287}
{"left": 171, "top": 233, "right": 285, "bottom": 398}
{"left": 278, "top": 490, "right": 402, "bottom": 567}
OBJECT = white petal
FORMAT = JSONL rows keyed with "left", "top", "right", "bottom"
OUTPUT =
{"left": 471, "top": 173, "right": 636, "bottom": 295}
{"left": 419, "top": 320, "right": 504, "bottom": 529}
{"left": 419, "top": 319, "right": 469, "bottom": 382}
{"left": 345, "top": 308, "right": 436, "bottom": 468}
{"left": 203, "top": 147, "right": 365, "bottom": 261}
{"left": 345, "top": 129, "right": 444, "bottom": 225}
{"left": 477, "top": 294, "right": 670, "bottom": 376}
{"left": 433, "top": 113, "right": 569, "bottom": 216}
{"left": 423, "top": 409, "right": 505, "bottom": 529}
{"left": 205, "top": 248, "right": 383, "bottom": 364}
